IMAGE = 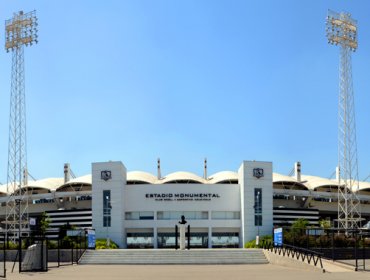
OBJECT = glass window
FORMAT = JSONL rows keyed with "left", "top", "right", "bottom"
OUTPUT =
{"left": 103, "top": 215, "right": 111, "bottom": 227}
{"left": 156, "top": 211, "right": 208, "bottom": 220}
{"left": 103, "top": 190, "right": 111, "bottom": 227}
{"left": 254, "top": 188, "right": 262, "bottom": 226}
{"left": 212, "top": 232, "right": 239, "bottom": 248}
{"left": 125, "top": 212, "right": 154, "bottom": 220}
{"left": 211, "top": 211, "right": 240, "bottom": 220}
{"left": 139, "top": 212, "right": 154, "bottom": 220}
{"left": 255, "top": 215, "right": 262, "bottom": 226}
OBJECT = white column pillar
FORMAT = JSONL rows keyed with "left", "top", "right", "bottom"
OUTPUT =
{"left": 153, "top": 227, "right": 158, "bottom": 249}
{"left": 208, "top": 227, "right": 212, "bottom": 248}
{"left": 179, "top": 225, "right": 186, "bottom": 250}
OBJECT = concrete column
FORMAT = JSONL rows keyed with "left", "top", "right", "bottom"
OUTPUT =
{"left": 208, "top": 227, "right": 212, "bottom": 248}
{"left": 153, "top": 227, "right": 158, "bottom": 249}
{"left": 92, "top": 161, "right": 126, "bottom": 249}
{"left": 238, "top": 161, "right": 273, "bottom": 246}
{"left": 179, "top": 225, "right": 186, "bottom": 250}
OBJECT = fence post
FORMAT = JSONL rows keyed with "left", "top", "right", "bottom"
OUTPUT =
{"left": 187, "top": 225, "right": 190, "bottom": 250}
{"left": 41, "top": 239, "right": 44, "bottom": 271}
{"left": 71, "top": 239, "right": 74, "bottom": 265}
{"left": 354, "top": 231, "right": 358, "bottom": 271}
{"left": 18, "top": 237, "right": 21, "bottom": 273}
{"left": 45, "top": 239, "right": 48, "bottom": 272}
{"left": 58, "top": 238, "right": 60, "bottom": 267}
{"left": 363, "top": 234, "right": 366, "bottom": 271}
{"left": 175, "top": 225, "right": 178, "bottom": 250}
{"left": 306, "top": 229, "right": 309, "bottom": 249}
{"left": 3, "top": 234, "right": 6, "bottom": 278}
{"left": 331, "top": 230, "right": 334, "bottom": 260}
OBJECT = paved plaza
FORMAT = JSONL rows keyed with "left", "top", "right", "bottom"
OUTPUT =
{"left": 2, "top": 263, "right": 369, "bottom": 280}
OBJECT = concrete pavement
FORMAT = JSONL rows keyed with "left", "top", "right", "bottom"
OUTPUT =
{"left": 3, "top": 263, "right": 369, "bottom": 280}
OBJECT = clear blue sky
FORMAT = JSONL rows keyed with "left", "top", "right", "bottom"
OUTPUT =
{"left": 0, "top": 0, "right": 369, "bottom": 182}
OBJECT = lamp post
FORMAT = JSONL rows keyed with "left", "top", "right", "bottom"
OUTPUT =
{"left": 5, "top": 10, "right": 38, "bottom": 243}
{"left": 256, "top": 191, "right": 260, "bottom": 246}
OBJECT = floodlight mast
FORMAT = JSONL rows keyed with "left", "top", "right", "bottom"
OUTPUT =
{"left": 5, "top": 10, "right": 38, "bottom": 242}
{"left": 326, "top": 10, "right": 361, "bottom": 230}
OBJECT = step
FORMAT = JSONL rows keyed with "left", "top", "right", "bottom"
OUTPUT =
{"left": 79, "top": 249, "right": 268, "bottom": 265}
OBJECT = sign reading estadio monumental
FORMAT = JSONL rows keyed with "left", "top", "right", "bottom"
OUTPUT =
{"left": 145, "top": 192, "right": 221, "bottom": 202}
{"left": 124, "top": 184, "right": 241, "bottom": 212}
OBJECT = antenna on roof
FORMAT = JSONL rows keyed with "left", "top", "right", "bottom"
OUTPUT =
{"left": 64, "top": 163, "right": 70, "bottom": 183}
{"left": 294, "top": 162, "right": 301, "bottom": 182}
{"left": 203, "top": 158, "right": 208, "bottom": 179}
{"left": 64, "top": 163, "right": 76, "bottom": 183}
{"left": 157, "top": 158, "right": 161, "bottom": 179}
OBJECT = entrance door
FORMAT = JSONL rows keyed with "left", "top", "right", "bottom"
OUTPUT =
{"left": 212, "top": 232, "right": 239, "bottom": 248}
{"left": 126, "top": 232, "right": 154, "bottom": 249}
{"left": 188, "top": 232, "right": 208, "bottom": 248}
{"left": 157, "top": 232, "right": 178, "bottom": 248}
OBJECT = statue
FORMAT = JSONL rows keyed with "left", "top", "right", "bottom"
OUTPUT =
{"left": 179, "top": 215, "right": 187, "bottom": 225}
{"left": 178, "top": 215, "right": 187, "bottom": 250}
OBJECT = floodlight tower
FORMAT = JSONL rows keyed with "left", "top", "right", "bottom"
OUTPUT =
{"left": 5, "top": 11, "right": 38, "bottom": 240}
{"left": 326, "top": 10, "right": 361, "bottom": 230}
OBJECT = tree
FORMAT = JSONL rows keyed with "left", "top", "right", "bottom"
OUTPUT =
{"left": 291, "top": 218, "right": 309, "bottom": 234}
{"left": 39, "top": 212, "right": 51, "bottom": 235}
{"left": 319, "top": 219, "right": 331, "bottom": 229}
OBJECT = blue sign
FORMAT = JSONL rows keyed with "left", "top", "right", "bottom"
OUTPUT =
{"left": 274, "top": 227, "right": 283, "bottom": 246}
{"left": 87, "top": 229, "right": 96, "bottom": 249}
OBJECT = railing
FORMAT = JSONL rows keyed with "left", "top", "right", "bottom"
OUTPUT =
{"left": 0, "top": 234, "right": 6, "bottom": 278}
{"left": 278, "top": 227, "right": 370, "bottom": 271}
{"left": 262, "top": 240, "right": 323, "bottom": 269}
{"left": 2, "top": 229, "right": 87, "bottom": 274}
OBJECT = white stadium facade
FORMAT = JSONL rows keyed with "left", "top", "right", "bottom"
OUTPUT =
{"left": 0, "top": 160, "right": 369, "bottom": 248}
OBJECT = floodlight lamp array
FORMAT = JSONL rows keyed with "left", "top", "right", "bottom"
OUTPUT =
{"left": 5, "top": 10, "right": 38, "bottom": 52}
{"left": 326, "top": 10, "right": 357, "bottom": 51}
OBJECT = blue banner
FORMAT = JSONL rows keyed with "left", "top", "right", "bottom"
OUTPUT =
{"left": 274, "top": 228, "right": 283, "bottom": 246}
{"left": 87, "top": 229, "right": 96, "bottom": 249}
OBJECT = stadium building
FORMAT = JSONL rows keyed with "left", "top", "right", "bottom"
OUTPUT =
{"left": 0, "top": 160, "right": 369, "bottom": 248}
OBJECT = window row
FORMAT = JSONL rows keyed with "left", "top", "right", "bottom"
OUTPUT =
{"left": 124, "top": 211, "right": 240, "bottom": 220}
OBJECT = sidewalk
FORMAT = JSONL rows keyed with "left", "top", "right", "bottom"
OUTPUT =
{"left": 3, "top": 262, "right": 369, "bottom": 280}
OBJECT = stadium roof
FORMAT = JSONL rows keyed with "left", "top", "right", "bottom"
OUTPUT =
{"left": 0, "top": 171, "right": 368, "bottom": 194}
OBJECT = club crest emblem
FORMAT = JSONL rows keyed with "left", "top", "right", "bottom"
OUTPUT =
{"left": 101, "top": 170, "right": 112, "bottom": 181}
{"left": 253, "top": 168, "right": 264, "bottom": 179}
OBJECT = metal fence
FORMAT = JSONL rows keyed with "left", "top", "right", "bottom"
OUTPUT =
{"left": 3, "top": 229, "right": 87, "bottom": 274}
{"left": 280, "top": 227, "right": 370, "bottom": 271}
{"left": 19, "top": 236, "right": 47, "bottom": 272}
{"left": 262, "top": 240, "right": 323, "bottom": 269}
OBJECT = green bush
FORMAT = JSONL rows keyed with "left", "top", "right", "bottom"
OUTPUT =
{"left": 95, "top": 238, "right": 118, "bottom": 249}
{"left": 244, "top": 235, "right": 272, "bottom": 248}
{"left": 47, "top": 240, "right": 58, "bottom": 249}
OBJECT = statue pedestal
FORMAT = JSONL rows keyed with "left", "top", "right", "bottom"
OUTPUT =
{"left": 179, "top": 224, "right": 186, "bottom": 250}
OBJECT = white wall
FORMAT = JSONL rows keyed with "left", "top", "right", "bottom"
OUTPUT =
{"left": 92, "top": 161, "right": 126, "bottom": 248}
{"left": 124, "top": 184, "right": 241, "bottom": 248}
{"left": 124, "top": 184, "right": 240, "bottom": 212}
{"left": 91, "top": 160, "right": 273, "bottom": 249}
{"left": 238, "top": 161, "right": 273, "bottom": 246}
